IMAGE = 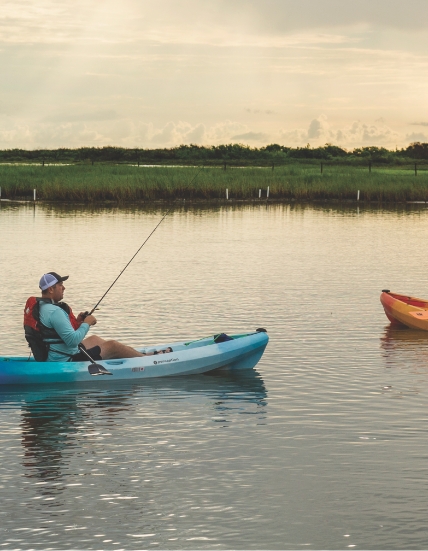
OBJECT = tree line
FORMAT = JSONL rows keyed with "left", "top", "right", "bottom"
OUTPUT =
{"left": 1, "top": 142, "right": 428, "bottom": 165}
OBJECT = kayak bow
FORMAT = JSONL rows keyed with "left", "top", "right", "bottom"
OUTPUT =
{"left": 380, "top": 290, "right": 428, "bottom": 331}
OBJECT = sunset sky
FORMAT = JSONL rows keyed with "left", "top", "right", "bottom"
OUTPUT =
{"left": 2, "top": 0, "right": 428, "bottom": 149}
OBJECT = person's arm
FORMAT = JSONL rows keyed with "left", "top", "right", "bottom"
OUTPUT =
{"left": 49, "top": 308, "right": 91, "bottom": 348}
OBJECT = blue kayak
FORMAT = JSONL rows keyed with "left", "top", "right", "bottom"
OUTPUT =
{"left": 0, "top": 330, "right": 268, "bottom": 385}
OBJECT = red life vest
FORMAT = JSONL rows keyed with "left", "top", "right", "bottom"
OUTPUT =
{"left": 24, "top": 297, "right": 81, "bottom": 331}
{"left": 23, "top": 297, "right": 82, "bottom": 361}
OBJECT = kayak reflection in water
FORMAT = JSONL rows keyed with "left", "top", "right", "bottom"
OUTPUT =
{"left": 31, "top": 272, "right": 172, "bottom": 362}
{"left": 20, "top": 389, "right": 136, "bottom": 488}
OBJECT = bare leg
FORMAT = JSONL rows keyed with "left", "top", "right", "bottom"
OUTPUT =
{"left": 98, "top": 339, "right": 144, "bottom": 359}
{"left": 82, "top": 335, "right": 143, "bottom": 359}
{"left": 82, "top": 335, "right": 106, "bottom": 349}
{"left": 82, "top": 336, "right": 171, "bottom": 360}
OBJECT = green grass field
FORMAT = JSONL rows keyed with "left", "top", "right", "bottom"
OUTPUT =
{"left": 1, "top": 164, "right": 427, "bottom": 202}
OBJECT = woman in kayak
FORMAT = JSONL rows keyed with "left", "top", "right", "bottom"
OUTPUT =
{"left": 37, "top": 272, "right": 171, "bottom": 362}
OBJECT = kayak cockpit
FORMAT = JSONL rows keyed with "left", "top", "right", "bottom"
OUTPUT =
{"left": 385, "top": 292, "right": 428, "bottom": 309}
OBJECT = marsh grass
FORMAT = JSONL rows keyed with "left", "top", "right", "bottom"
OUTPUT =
{"left": 1, "top": 164, "right": 428, "bottom": 202}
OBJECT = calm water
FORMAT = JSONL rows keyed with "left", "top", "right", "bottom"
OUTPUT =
{"left": 2, "top": 202, "right": 428, "bottom": 549}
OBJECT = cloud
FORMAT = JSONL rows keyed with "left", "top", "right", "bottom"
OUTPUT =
{"left": 290, "top": 114, "right": 334, "bottom": 143}
{"left": 307, "top": 115, "right": 329, "bottom": 140}
{"left": 231, "top": 131, "right": 270, "bottom": 142}
{"left": 406, "top": 132, "right": 428, "bottom": 143}
{"left": 183, "top": 123, "right": 205, "bottom": 144}
{"left": 150, "top": 122, "right": 205, "bottom": 145}
{"left": 245, "top": 109, "right": 275, "bottom": 115}
{"left": 43, "top": 109, "right": 119, "bottom": 123}
{"left": 3, "top": 0, "right": 427, "bottom": 50}
{"left": 150, "top": 121, "right": 261, "bottom": 146}
{"left": 410, "top": 122, "right": 428, "bottom": 127}
{"left": 279, "top": 128, "right": 309, "bottom": 145}
{"left": 1, "top": 0, "right": 92, "bottom": 44}
{"left": 0, "top": 117, "right": 260, "bottom": 148}
{"left": 0, "top": 114, "right": 415, "bottom": 150}
{"left": 336, "top": 121, "right": 398, "bottom": 146}
{"left": 279, "top": 115, "right": 400, "bottom": 148}
{"left": 151, "top": 121, "right": 179, "bottom": 144}
{"left": 204, "top": 121, "right": 248, "bottom": 142}
{"left": 223, "top": 0, "right": 428, "bottom": 32}
{"left": 0, "top": 122, "right": 106, "bottom": 148}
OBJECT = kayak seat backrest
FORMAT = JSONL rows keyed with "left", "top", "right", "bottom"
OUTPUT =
{"left": 24, "top": 325, "right": 48, "bottom": 362}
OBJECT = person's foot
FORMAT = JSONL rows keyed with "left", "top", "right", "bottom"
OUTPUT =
{"left": 142, "top": 347, "right": 173, "bottom": 356}
{"left": 155, "top": 347, "right": 173, "bottom": 355}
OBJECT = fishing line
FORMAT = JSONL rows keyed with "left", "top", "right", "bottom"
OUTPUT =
{"left": 87, "top": 164, "right": 204, "bottom": 315}
{"left": 87, "top": 208, "right": 171, "bottom": 315}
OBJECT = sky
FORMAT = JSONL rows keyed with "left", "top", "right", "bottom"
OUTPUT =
{"left": 1, "top": 0, "right": 428, "bottom": 150}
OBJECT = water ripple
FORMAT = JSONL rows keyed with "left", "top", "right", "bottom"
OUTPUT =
{"left": 2, "top": 204, "right": 428, "bottom": 548}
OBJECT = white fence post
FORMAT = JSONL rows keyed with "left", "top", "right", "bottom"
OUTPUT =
{"left": 33, "top": 189, "right": 36, "bottom": 201}
{"left": 267, "top": 186, "right": 270, "bottom": 198}
{"left": 226, "top": 188, "right": 229, "bottom": 200}
{"left": 357, "top": 190, "right": 360, "bottom": 201}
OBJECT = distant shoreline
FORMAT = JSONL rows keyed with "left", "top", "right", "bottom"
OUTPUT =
{"left": 0, "top": 142, "right": 427, "bottom": 166}
{"left": 2, "top": 198, "right": 428, "bottom": 207}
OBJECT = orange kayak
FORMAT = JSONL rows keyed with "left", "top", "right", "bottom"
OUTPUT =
{"left": 380, "top": 290, "right": 428, "bottom": 331}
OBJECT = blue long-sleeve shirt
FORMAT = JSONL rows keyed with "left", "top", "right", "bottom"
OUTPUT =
{"left": 39, "top": 302, "right": 90, "bottom": 361}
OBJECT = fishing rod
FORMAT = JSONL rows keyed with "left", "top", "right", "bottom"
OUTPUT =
{"left": 86, "top": 208, "right": 171, "bottom": 315}
{"left": 86, "top": 164, "right": 205, "bottom": 316}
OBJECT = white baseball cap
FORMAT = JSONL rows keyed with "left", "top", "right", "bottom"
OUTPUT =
{"left": 39, "top": 272, "right": 69, "bottom": 291}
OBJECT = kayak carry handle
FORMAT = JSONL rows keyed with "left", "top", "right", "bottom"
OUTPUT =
{"left": 256, "top": 328, "right": 267, "bottom": 332}
{"left": 382, "top": 290, "right": 391, "bottom": 293}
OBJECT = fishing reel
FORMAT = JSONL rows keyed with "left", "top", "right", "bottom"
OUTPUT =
{"left": 82, "top": 308, "right": 99, "bottom": 318}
